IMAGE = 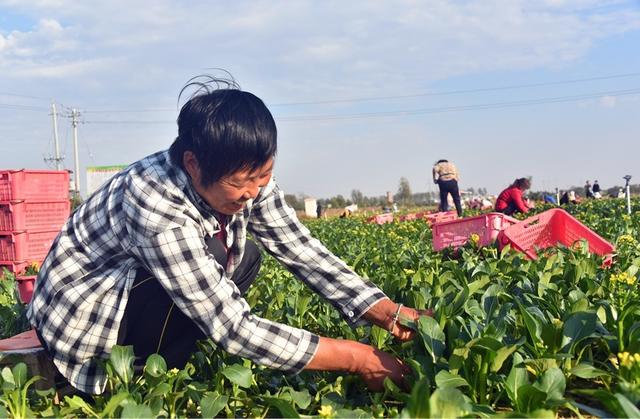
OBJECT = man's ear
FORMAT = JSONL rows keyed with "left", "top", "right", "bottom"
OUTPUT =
{"left": 183, "top": 151, "right": 201, "bottom": 184}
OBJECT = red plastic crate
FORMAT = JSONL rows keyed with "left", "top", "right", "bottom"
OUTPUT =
{"left": 0, "top": 230, "right": 59, "bottom": 261}
{"left": 15, "top": 275, "right": 35, "bottom": 304}
{"left": 424, "top": 211, "right": 458, "bottom": 225}
{"left": 0, "top": 170, "right": 69, "bottom": 201}
{"left": 0, "top": 200, "right": 70, "bottom": 232}
{"left": 497, "top": 208, "right": 615, "bottom": 259}
{"left": 432, "top": 212, "right": 518, "bottom": 251}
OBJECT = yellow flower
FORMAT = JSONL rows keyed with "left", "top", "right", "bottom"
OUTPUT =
{"left": 610, "top": 272, "right": 637, "bottom": 286}
{"left": 618, "top": 352, "right": 636, "bottom": 369}
{"left": 318, "top": 405, "right": 335, "bottom": 418}
{"left": 470, "top": 233, "right": 480, "bottom": 245}
{"left": 617, "top": 235, "right": 636, "bottom": 246}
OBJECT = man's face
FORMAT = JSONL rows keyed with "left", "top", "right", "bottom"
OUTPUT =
{"left": 190, "top": 157, "right": 275, "bottom": 215}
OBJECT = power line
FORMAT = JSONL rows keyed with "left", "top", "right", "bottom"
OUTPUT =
{"left": 268, "top": 72, "right": 640, "bottom": 106}
{"left": 75, "top": 71, "right": 640, "bottom": 113}
{"left": 0, "top": 103, "right": 50, "bottom": 112}
{"left": 0, "top": 92, "right": 51, "bottom": 100}
{"left": 83, "top": 119, "right": 174, "bottom": 124}
{"left": 277, "top": 88, "right": 640, "bottom": 121}
{"left": 81, "top": 87, "right": 640, "bottom": 124}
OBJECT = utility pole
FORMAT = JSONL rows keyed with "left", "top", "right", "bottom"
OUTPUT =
{"left": 71, "top": 108, "right": 81, "bottom": 198}
{"left": 51, "top": 103, "right": 62, "bottom": 170}
{"left": 44, "top": 103, "right": 64, "bottom": 169}
{"left": 624, "top": 175, "right": 632, "bottom": 215}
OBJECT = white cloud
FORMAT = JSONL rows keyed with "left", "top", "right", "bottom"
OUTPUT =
{"left": 600, "top": 95, "right": 617, "bottom": 107}
{"left": 0, "top": 0, "right": 639, "bottom": 196}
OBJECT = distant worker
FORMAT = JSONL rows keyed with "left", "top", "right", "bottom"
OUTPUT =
{"left": 560, "top": 190, "right": 579, "bottom": 205}
{"left": 585, "top": 181, "right": 594, "bottom": 199}
{"left": 543, "top": 193, "right": 557, "bottom": 205}
{"left": 592, "top": 180, "right": 602, "bottom": 199}
{"left": 316, "top": 202, "right": 323, "bottom": 219}
{"left": 432, "top": 159, "right": 463, "bottom": 217}
{"left": 495, "top": 177, "right": 532, "bottom": 215}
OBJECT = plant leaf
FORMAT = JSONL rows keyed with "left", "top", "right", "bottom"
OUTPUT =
{"left": 144, "top": 354, "right": 167, "bottom": 378}
{"left": 435, "top": 370, "right": 469, "bottom": 388}
{"left": 11, "top": 363, "right": 27, "bottom": 388}
{"left": 200, "top": 391, "right": 228, "bottom": 418}
{"left": 221, "top": 364, "right": 252, "bottom": 388}
{"left": 533, "top": 367, "right": 565, "bottom": 401}
{"left": 263, "top": 397, "right": 300, "bottom": 418}
{"left": 417, "top": 316, "right": 446, "bottom": 362}
{"left": 429, "top": 387, "right": 470, "bottom": 418}
{"left": 569, "top": 363, "right": 611, "bottom": 379}
{"left": 561, "top": 312, "right": 596, "bottom": 353}
{"left": 403, "top": 377, "right": 431, "bottom": 418}
{"left": 120, "top": 403, "right": 154, "bottom": 418}
{"left": 108, "top": 345, "right": 135, "bottom": 385}
{"left": 505, "top": 353, "right": 529, "bottom": 409}
{"left": 615, "top": 393, "right": 640, "bottom": 418}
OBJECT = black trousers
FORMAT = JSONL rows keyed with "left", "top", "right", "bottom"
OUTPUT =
{"left": 437, "top": 179, "right": 463, "bottom": 217}
{"left": 497, "top": 202, "right": 518, "bottom": 216}
{"left": 116, "top": 237, "right": 262, "bottom": 370}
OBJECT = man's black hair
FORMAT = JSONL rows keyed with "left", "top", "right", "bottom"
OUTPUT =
{"left": 436, "top": 159, "right": 448, "bottom": 164}
{"left": 169, "top": 75, "right": 277, "bottom": 186}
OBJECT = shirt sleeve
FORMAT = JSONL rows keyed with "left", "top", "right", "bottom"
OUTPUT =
{"left": 130, "top": 225, "right": 318, "bottom": 373}
{"left": 512, "top": 189, "right": 529, "bottom": 213}
{"left": 122, "top": 173, "right": 320, "bottom": 375}
{"left": 248, "top": 180, "right": 388, "bottom": 326}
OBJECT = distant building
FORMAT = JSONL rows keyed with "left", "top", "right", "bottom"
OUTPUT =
{"left": 86, "top": 165, "right": 128, "bottom": 195}
{"left": 304, "top": 198, "right": 317, "bottom": 218}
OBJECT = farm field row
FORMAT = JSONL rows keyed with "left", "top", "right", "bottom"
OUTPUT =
{"left": 0, "top": 198, "right": 638, "bottom": 417}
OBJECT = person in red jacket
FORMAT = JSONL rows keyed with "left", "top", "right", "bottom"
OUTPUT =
{"left": 495, "top": 178, "right": 531, "bottom": 215}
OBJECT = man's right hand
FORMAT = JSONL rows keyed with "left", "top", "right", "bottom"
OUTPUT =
{"left": 304, "top": 337, "right": 410, "bottom": 391}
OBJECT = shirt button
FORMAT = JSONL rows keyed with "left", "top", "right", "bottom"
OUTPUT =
{"left": 347, "top": 311, "right": 354, "bottom": 317}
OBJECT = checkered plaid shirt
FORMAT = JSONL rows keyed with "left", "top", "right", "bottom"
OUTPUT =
{"left": 27, "top": 150, "right": 386, "bottom": 394}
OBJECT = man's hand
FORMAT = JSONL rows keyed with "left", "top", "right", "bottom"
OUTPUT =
{"left": 363, "top": 298, "right": 433, "bottom": 341}
{"left": 305, "top": 337, "right": 411, "bottom": 392}
{"left": 353, "top": 344, "right": 412, "bottom": 391}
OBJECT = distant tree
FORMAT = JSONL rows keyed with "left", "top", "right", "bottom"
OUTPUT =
{"left": 351, "top": 189, "right": 364, "bottom": 206}
{"left": 330, "top": 194, "right": 347, "bottom": 208}
{"left": 284, "top": 194, "right": 303, "bottom": 211}
{"left": 396, "top": 177, "right": 413, "bottom": 206}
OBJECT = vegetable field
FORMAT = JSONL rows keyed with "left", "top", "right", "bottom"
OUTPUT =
{"left": 1, "top": 198, "right": 639, "bottom": 417}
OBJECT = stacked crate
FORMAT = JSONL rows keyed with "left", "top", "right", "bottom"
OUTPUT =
{"left": 0, "top": 170, "right": 70, "bottom": 302}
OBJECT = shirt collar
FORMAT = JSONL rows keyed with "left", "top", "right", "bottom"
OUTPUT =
{"left": 167, "top": 150, "right": 218, "bottom": 219}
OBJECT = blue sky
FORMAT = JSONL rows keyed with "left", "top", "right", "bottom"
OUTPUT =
{"left": 1, "top": 0, "right": 639, "bottom": 198}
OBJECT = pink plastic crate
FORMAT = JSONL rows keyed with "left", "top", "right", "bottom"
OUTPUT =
{"left": 425, "top": 211, "right": 458, "bottom": 225}
{"left": 497, "top": 208, "right": 615, "bottom": 259}
{"left": 0, "top": 200, "right": 70, "bottom": 232}
{"left": 432, "top": 212, "right": 518, "bottom": 251}
{"left": 367, "top": 213, "right": 394, "bottom": 225}
{"left": 398, "top": 213, "right": 418, "bottom": 222}
{"left": 0, "top": 170, "right": 69, "bottom": 201}
{"left": 0, "top": 230, "right": 59, "bottom": 261}
{"left": 15, "top": 275, "right": 36, "bottom": 304}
